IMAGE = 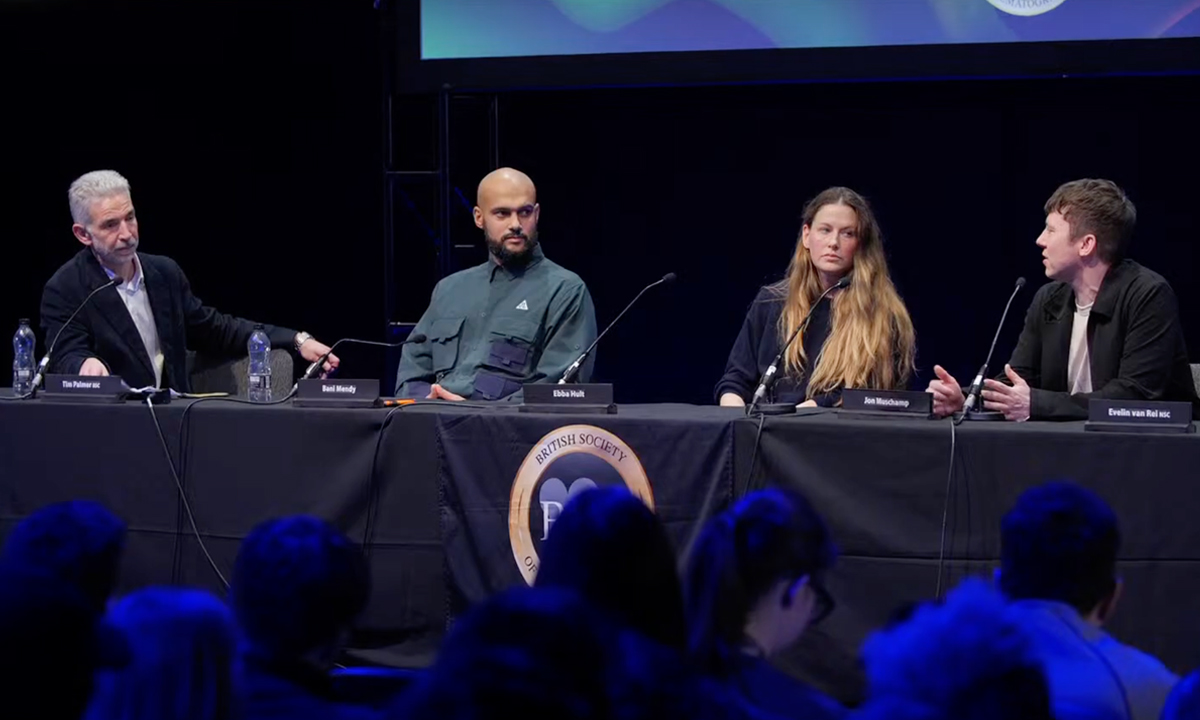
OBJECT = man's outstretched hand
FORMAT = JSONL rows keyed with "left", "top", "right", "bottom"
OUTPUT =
{"left": 427, "top": 384, "right": 465, "bottom": 402}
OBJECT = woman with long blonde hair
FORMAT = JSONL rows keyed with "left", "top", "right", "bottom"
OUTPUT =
{"left": 717, "top": 187, "right": 916, "bottom": 408}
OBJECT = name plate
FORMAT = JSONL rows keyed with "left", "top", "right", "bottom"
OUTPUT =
{"left": 1085, "top": 399, "right": 1194, "bottom": 434}
{"left": 521, "top": 383, "right": 616, "bottom": 414}
{"left": 841, "top": 388, "right": 933, "bottom": 417}
{"left": 294, "top": 378, "right": 380, "bottom": 408}
{"left": 42, "top": 374, "right": 128, "bottom": 403}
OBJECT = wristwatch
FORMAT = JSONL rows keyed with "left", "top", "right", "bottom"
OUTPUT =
{"left": 294, "top": 331, "right": 313, "bottom": 352}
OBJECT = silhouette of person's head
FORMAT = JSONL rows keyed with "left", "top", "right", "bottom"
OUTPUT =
{"left": 857, "top": 578, "right": 1052, "bottom": 720}
{"left": 230, "top": 515, "right": 370, "bottom": 667}
{"left": 0, "top": 561, "right": 128, "bottom": 719}
{"left": 2, "top": 499, "right": 126, "bottom": 612}
{"left": 999, "top": 481, "right": 1121, "bottom": 622}
{"left": 85, "top": 586, "right": 239, "bottom": 720}
{"left": 683, "top": 487, "right": 837, "bottom": 672}
{"left": 535, "top": 486, "right": 686, "bottom": 649}
{"left": 393, "top": 585, "right": 616, "bottom": 720}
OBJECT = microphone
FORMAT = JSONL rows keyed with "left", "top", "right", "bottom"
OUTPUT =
{"left": 300, "top": 333, "right": 428, "bottom": 380}
{"left": 960, "top": 277, "right": 1026, "bottom": 418}
{"left": 559, "top": 272, "right": 676, "bottom": 384}
{"left": 29, "top": 276, "right": 124, "bottom": 395}
{"left": 747, "top": 275, "right": 851, "bottom": 416}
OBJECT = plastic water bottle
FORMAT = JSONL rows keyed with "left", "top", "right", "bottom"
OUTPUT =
{"left": 247, "top": 325, "right": 272, "bottom": 402}
{"left": 12, "top": 319, "right": 35, "bottom": 396}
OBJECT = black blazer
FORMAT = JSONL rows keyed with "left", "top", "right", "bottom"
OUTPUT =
{"left": 40, "top": 249, "right": 297, "bottom": 393}
{"left": 1007, "top": 259, "right": 1199, "bottom": 420}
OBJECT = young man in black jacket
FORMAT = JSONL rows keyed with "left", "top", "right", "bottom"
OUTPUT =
{"left": 928, "top": 178, "right": 1198, "bottom": 421}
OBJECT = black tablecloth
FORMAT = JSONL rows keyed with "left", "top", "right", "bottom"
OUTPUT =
{"left": 0, "top": 399, "right": 741, "bottom": 665}
{"left": 433, "top": 404, "right": 736, "bottom": 611}
{"left": 741, "top": 409, "right": 1200, "bottom": 702}
{"left": 0, "top": 398, "right": 445, "bottom": 660}
{"left": 2, "top": 398, "right": 1199, "bottom": 703}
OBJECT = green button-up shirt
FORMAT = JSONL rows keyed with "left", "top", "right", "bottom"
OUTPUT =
{"left": 395, "top": 245, "right": 598, "bottom": 400}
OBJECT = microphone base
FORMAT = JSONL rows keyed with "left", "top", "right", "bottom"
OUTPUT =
{"left": 126, "top": 388, "right": 172, "bottom": 405}
{"left": 752, "top": 403, "right": 797, "bottom": 416}
{"left": 960, "top": 409, "right": 1006, "bottom": 422}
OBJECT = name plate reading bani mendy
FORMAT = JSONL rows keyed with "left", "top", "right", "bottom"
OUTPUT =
{"left": 1085, "top": 399, "right": 1194, "bottom": 434}
{"left": 841, "top": 388, "right": 933, "bottom": 418}
{"left": 295, "top": 378, "right": 380, "bottom": 408}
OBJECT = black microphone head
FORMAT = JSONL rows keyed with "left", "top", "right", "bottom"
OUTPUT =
{"left": 835, "top": 275, "right": 852, "bottom": 289}
{"left": 661, "top": 272, "right": 677, "bottom": 284}
{"left": 407, "top": 333, "right": 427, "bottom": 344}
{"left": 1015, "top": 277, "right": 1026, "bottom": 289}
{"left": 110, "top": 276, "right": 124, "bottom": 287}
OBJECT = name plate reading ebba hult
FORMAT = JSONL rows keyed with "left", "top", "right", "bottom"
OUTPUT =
{"left": 841, "top": 388, "right": 933, "bottom": 418}
{"left": 294, "top": 379, "right": 380, "bottom": 408}
{"left": 41, "top": 374, "right": 127, "bottom": 403}
{"left": 520, "top": 383, "right": 616, "bottom": 414}
{"left": 1085, "top": 399, "right": 1194, "bottom": 434}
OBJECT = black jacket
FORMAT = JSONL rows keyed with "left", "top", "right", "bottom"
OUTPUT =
{"left": 715, "top": 285, "right": 839, "bottom": 406}
{"left": 1007, "top": 259, "right": 1199, "bottom": 420}
{"left": 40, "top": 248, "right": 296, "bottom": 393}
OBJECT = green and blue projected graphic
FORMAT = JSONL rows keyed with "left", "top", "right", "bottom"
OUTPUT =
{"left": 421, "top": 0, "right": 1200, "bottom": 60}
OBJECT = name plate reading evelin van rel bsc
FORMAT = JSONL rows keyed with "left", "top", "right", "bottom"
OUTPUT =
{"left": 1085, "top": 399, "right": 1194, "bottom": 434}
{"left": 841, "top": 388, "right": 933, "bottom": 418}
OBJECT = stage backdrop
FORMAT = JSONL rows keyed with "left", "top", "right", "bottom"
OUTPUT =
{"left": 404, "top": 0, "right": 1200, "bottom": 90}
{"left": 422, "top": 0, "right": 1200, "bottom": 59}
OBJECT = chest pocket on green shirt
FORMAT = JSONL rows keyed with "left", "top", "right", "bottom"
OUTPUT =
{"left": 429, "top": 317, "right": 465, "bottom": 373}
{"left": 484, "top": 317, "right": 540, "bottom": 374}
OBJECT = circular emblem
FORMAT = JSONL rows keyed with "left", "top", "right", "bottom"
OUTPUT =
{"left": 508, "top": 424, "right": 653, "bottom": 585}
{"left": 987, "top": 0, "right": 1067, "bottom": 16}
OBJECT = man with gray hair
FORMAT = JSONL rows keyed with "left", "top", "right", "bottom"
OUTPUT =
{"left": 39, "top": 170, "right": 338, "bottom": 391}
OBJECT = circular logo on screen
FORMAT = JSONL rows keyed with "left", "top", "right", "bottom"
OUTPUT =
{"left": 987, "top": 0, "right": 1067, "bottom": 16}
{"left": 509, "top": 424, "right": 654, "bottom": 585}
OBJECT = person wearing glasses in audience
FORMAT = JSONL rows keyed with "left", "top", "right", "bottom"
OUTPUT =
{"left": 683, "top": 487, "right": 846, "bottom": 720}
{"left": 716, "top": 186, "right": 916, "bottom": 409}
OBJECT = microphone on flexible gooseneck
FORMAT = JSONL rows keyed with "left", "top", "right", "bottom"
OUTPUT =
{"left": 746, "top": 275, "right": 850, "bottom": 416}
{"left": 300, "top": 333, "right": 428, "bottom": 380}
{"left": 958, "top": 276, "right": 1026, "bottom": 422}
{"left": 26, "top": 276, "right": 124, "bottom": 398}
{"left": 558, "top": 272, "right": 677, "bottom": 384}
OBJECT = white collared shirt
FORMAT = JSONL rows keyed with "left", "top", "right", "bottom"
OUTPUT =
{"left": 101, "top": 254, "right": 164, "bottom": 388}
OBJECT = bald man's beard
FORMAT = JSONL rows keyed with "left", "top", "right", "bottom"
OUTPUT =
{"left": 485, "top": 228, "right": 539, "bottom": 267}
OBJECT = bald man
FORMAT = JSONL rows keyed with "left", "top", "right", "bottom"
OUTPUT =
{"left": 395, "top": 168, "right": 598, "bottom": 401}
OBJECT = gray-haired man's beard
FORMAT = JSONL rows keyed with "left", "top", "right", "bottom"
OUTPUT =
{"left": 486, "top": 230, "right": 539, "bottom": 267}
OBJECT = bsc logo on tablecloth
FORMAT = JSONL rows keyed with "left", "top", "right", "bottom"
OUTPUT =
{"left": 987, "top": 0, "right": 1067, "bottom": 16}
{"left": 508, "top": 424, "right": 654, "bottom": 585}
